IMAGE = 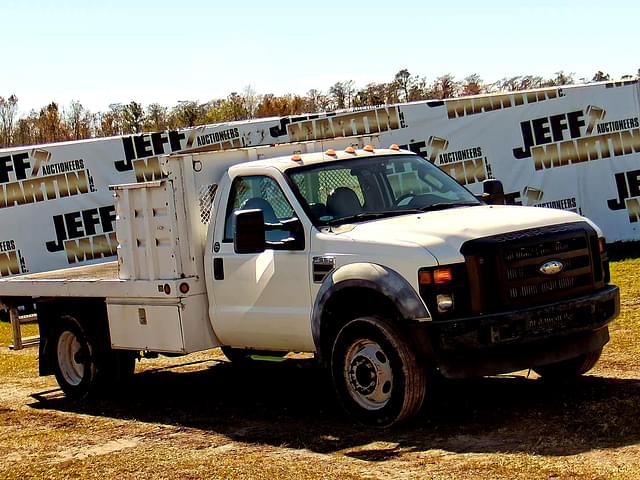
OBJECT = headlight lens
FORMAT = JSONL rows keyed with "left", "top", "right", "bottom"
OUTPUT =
{"left": 436, "top": 294, "right": 454, "bottom": 312}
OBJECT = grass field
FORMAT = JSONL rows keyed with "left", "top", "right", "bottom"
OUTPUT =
{"left": 0, "top": 259, "right": 639, "bottom": 479}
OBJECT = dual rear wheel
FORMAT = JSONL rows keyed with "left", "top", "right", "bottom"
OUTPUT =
{"left": 52, "top": 315, "right": 136, "bottom": 399}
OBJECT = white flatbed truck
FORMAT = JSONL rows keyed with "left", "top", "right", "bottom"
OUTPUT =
{"left": 0, "top": 137, "right": 620, "bottom": 426}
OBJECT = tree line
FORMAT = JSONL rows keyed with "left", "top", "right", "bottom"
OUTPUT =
{"left": 0, "top": 69, "right": 636, "bottom": 148}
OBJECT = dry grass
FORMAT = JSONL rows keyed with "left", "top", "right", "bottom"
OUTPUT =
{"left": 0, "top": 321, "right": 38, "bottom": 347}
{"left": 0, "top": 259, "right": 638, "bottom": 479}
{"left": 0, "top": 320, "right": 39, "bottom": 377}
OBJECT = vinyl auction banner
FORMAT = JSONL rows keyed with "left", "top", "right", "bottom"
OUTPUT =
{"left": 0, "top": 80, "right": 638, "bottom": 276}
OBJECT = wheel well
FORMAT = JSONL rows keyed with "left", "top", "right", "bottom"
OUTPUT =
{"left": 318, "top": 287, "right": 401, "bottom": 364}
{"left": 38, "top": 298, "right": 109, "bottom": 376}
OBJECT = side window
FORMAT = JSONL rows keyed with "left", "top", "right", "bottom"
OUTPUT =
{"left": 223, "top": 175, "right": 297, "bottom": 243}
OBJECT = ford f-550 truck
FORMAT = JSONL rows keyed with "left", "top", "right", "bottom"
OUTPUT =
{"left": 0, "top": 137, "right": 619, "bottom": 426}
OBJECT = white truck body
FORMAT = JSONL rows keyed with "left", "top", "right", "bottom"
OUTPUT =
{"left": 0, "top": 137, "right": 620, "bottom": 426}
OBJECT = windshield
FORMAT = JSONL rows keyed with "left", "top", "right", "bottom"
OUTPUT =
{"left": 287, "top": 154, "right": 481, "bottom": 226}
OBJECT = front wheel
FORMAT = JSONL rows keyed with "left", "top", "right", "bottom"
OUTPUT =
{"left": 330, "top": 316, "right": 427, "bottom": 427}
{"left": 533, "top": 347, "right": 603, "bottom": 380}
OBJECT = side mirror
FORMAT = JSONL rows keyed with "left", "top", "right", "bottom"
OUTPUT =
{"left": 482, "top": 179, "right": 506, "bottom": 205}
{"left": 234, "top": 209, "right": 266, "bottom": 254}
{"left": 277, "top": 217, "right": 305, "bottom": 250}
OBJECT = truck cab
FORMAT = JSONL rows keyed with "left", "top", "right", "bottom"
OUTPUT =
{"left": 203, "top": 145, "right": 618, "bottom": 425}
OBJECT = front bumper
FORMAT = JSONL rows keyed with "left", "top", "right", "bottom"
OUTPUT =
{"left": 418, "top": 285, "right": 620, "bottom": 378}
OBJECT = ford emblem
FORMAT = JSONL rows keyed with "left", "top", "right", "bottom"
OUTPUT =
{"left": 539, "top": 260, "right": 564, "bottom": 275}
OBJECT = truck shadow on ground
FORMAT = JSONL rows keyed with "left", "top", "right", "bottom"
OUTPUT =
{"left": 29, "top": 356, "right": 640, "bottom": 458}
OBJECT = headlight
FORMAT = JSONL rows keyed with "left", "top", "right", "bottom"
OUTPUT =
{"left": 418, "top": 264, "right": 469, "bottom": 319}
{"left": 436, "top": 294, "right": 454, "bottom": 312}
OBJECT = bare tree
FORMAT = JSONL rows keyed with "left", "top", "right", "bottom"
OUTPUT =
{"left": 96, "top": 104, "right": 126, "bottom": 137}
{"left": 0, "top": 94, "right": 19, "bottom": 147}
{"left": 394, "top": 69, "right": 412, "bottom": 102}
{"left": 144, "top": 103, "right": 169, "bottom": 132}
{"left": 172, "top": 100, "right": 205, "bottom": 128}
{"left": 66, "top": 100, "right": 93, "bottom": 140}
{"left": 37, "top": 102, "right": 68, "bottom": 143}
{"left": 432, "top": 74, "right": 458, "bottom": 99}
{"left": 544, "top": 71, "right": 575, "bottom": 87}
{"left": 329, "top": 80, "right": 356, "bottom": 110}
{"left": 13, "top": 113, "right": 38, "bottom": 146}
{"left": 592, "top": 71, "right": 611, "bottom": 82}
{"left": 242, "top": 85, "right": 261, "bottom": 119}
{"left": 122, "top": 101, "right": 145, "bottom": 134}
{"left": 354, "top": 83, "right": 388, "bottom": 107}
{"left": 460, "top": 74, "right": 484, "bottom": 96}
{"left": 305, "top": 89, "right": 331, "bottom": 113}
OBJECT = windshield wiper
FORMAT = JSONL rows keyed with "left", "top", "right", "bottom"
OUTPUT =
{"left": 417, "top": 202, "right": 479, "bottom": 212}
{"left": 325, "top": 209, "right": 423, "bottom": 226}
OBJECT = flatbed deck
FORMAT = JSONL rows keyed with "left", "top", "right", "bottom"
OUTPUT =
{"left": 0, "top": 261, "right": 181, "bottom": 299}
{"left": 13, "top": 262, "right": 119, "bottom": 281}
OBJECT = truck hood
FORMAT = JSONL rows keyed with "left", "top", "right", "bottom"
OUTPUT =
{"left": 332, "top": 205, "right": 592, "bottom": 264}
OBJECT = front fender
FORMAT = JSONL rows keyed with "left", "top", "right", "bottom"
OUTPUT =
{"left": 311, "top": 262, "right": 431, "bottom": 353}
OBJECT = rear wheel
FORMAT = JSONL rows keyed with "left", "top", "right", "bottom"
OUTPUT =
{"left": 53, "top": 315, "right": 99, "bottom": 399}
{"left": 52, "top": 315, "right": 136, "bottom": 399}
{"left": 330, "top": 316, "right": 427, "bottom": 427}
{"left": 533, "top": 348, "right": 603, "bottom": 380}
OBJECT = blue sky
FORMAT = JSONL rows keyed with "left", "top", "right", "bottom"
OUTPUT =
{"left": 1, "top": 0, "right": 638, "bottom": 113}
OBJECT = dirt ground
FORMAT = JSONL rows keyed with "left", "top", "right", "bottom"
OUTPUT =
{"left": 0, "top": 259, "right": 639, "bottom": 479}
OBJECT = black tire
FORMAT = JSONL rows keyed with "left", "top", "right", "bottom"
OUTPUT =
{"left": 533, "top": 347, "right": 603, "bottom": 380}
{"left": 52, "top": 315, "right": 137, "bottom": 399}
{"left": 330, "top": 316, "right": 427, "bottom": 427}
{"left": 221, "top": 346, "right": 286, "bottom": 363}
{"left": 52, "top": 315, "right": 101, "bottom": 399}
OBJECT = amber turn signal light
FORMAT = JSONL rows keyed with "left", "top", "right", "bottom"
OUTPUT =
{"left": 418, "top": 271, "right": 433, "bottom": 285}
{"left": 433, "top": 268, "right": 453, "bottom": 284}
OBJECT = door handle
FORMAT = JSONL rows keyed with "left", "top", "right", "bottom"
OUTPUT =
{"left": 213, "top": 258, "right": 224, "bottom": 280}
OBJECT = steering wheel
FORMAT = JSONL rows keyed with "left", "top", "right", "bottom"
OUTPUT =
{"left": 394, "top": 193, "right": 415, "bottom": 207}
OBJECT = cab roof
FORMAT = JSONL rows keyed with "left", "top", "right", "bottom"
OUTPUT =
{"left": 228, "top": 147, "right": 414, "bottom": 174}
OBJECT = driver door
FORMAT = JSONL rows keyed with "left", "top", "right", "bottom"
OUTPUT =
{"left": 210, "top": 173, "right": 314, "bottom": 352}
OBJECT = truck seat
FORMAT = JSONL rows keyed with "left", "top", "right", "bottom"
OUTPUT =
{"left": 327, "top": 187, "right": 362, "bottom": 218}
{"left": 241, "top": 197, "right": 278, "bottom": 223}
